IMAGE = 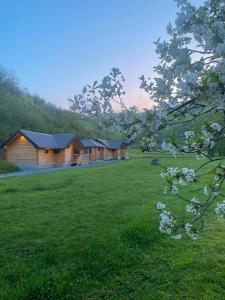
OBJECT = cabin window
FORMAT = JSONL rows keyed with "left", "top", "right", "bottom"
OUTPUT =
{"left": 54, "top": 149, "right": 60, "bottom": 154}
{"left": 45, "top": 149, "right": 49, "bottom": 154}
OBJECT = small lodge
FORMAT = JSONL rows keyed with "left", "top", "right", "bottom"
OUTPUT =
{"left": 96, "top": 139, "right": 126, "bottom": 160}
{"left": 79, "top": 139, "right": 106, "bottom": 162}
{"left": 1, "top": 130, "right": 126, "bottom": 169}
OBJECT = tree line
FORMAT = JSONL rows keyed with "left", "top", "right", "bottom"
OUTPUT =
{"left": 0, "top": 66, "right": 109, "bottom": 145}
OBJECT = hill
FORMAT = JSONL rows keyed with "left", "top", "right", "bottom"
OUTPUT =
{"left": 0, "top": 66, "right": 106, "bottom": 144}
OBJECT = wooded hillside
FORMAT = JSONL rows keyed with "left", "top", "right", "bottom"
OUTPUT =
{"left": 0, "top": 66, "right": 105, "bottom": 145}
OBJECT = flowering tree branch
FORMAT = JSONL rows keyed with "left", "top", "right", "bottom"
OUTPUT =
{"left": 139, "top": 0, "right": 225, "bottom": 239}
{"left": 69, "top": 0, "right": 225, "bottom": 240}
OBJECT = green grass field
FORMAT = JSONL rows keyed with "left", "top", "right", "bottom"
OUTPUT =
{"left": 0, "top": 153, "right": 224, "bottom": 299}
{"left": 0, "top": 160, "right": 20, "bottom": 174}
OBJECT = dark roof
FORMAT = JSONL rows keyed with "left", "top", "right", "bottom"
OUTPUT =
{"left": 52, "top": 134, "right": 76, "bottom": 149}
{"left": 81, "top": 139, "right": 106, "bottom": 148}
{"left": 2, "top": 130, "right": 76, "bottom": 149}
{"left": 97, "top": 139, "right": 124, "bottom": 150}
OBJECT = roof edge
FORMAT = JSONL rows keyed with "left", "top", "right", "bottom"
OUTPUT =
{"left": 1, "top": 130, "right": 39, "bottom": 149}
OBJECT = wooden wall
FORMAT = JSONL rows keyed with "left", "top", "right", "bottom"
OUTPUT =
{"left": 119, "top": 145, "right": 126, "bottom": 159}
{"left": 38, "top": 149, "right": 64, "bottom": 164}
{"left": 6, "top": 135, "right": 37, "bottom": 163}
{"left": 64, "top": 144, "right": 73, "bottom": 163}
{"left": 103, "top": 148, "right": 113, "bottom": 160}
{"left": 103, "top": 146, "right": 125, "bottom": 160}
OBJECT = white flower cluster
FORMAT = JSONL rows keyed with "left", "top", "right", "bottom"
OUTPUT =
{"left": 201, "top": 128, "right": 215, "bottom": 150}
{"left": 184, "top": 131, "right": 195, "bottom": 139}
{"left": 161, "top": 167, "right": 196, "bottom": 183}
{"left": 159, "top": 210, "right": 176, "bottom": 235}
{"left": 140, "top": 136, "right": 156, "bottom": 152}
{"left": 156, "top": 204, "right": 201, "bottom": 240}
{"left": 160, "top": 167, "right": 178, "bottom": 177}
{"left": 183, "top": 123, "right": 221, "bottom": 155}
{"left": 156, "top": 202, "right": 166, "bottom": 210}
{"left": 183, "top": 130, "right": 201, "bottom": 153}
{"left": 215, "top": 200, "right": 225, "bottom": 220}
{"left": 156, "top": 203, "right": 179, "bottom": 236}
{"left": 186, "top": 197, "right": 201, "bottom": 215}
{"left": 210, "top": 122, "right": 221, "bottom": 132}
{"left": 161, "top": 142, "right": 177, "bottom": 157}
{"left": 185, "top": 223, "right": 199, "bottom": 240}
{"left": 161, "top": 167, "right": 196, "bottom": 194}
{"left": 181, "top": 168, "right": 196, "bottom": 183}
{"left": 156, "top": 203, "right": 182, "bottom": 240}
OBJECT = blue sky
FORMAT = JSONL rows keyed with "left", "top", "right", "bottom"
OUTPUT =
{"left": 0, "top": 0, "right": 202, "bottom": 110}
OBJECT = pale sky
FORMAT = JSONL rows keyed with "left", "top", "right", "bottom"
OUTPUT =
{"left": 1, "top": 0, "right": 202, "bottom": 111}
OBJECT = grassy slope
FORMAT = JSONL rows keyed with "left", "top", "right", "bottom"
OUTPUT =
{"left": 0, "top": 160, "right": 20, "bottom": 174}
{"left": 0, "top": 154, "right": 224, "bottom": 299}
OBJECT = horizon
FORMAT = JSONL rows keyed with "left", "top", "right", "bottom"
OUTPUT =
{"left": 1, "top": 0, "right": 202, "bottom": 111}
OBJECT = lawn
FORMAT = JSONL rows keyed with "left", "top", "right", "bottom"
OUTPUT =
{"left": 0, "top": 160, "right": 20, "bottom": 174}
{"left": 0, "top": 153, "right": 224, "bottom": 299}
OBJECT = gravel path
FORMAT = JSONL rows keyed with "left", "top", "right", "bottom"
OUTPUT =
{"left": 0, "top": 160, "right": 122, "bottom": 179}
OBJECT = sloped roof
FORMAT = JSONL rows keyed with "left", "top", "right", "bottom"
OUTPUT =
{"left": 97, "top": 139, "right": 123, "bottom": 150}
{"left": 81, "top": 139, "right": 106, "bottom": 148}
{"left": 52, "top": 134, "right": 76, "bottom": 149}
{"left": 2, "top": 130, "right": 76, "bottom": 149}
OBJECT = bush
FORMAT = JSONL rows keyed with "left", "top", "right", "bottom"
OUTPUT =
{"left": 0, "top": 160, "right": 20, "bottom": 174}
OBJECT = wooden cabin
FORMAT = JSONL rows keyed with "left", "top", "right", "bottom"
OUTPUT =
{"left": 96, "top": 139, "right": 126, "bottom": 160}
{"left": 1, "top": 130, "right": 126, "bottom": 169}
{"left": 1, "top": 130, "right": 78, "bottom": 169}
{"left": 78, "top": 139, "right": 106, "bottom": 162}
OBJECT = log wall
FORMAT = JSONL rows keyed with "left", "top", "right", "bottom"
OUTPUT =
{"left": 38, "top": 149, "right": 64, "bottom": 164}
{"left": 6, "top": 135, "right": 37, "bottom": 163}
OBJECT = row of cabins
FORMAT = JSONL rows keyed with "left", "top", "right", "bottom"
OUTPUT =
{"left": 1, "top": 130, "right": 126, "bottom": 169}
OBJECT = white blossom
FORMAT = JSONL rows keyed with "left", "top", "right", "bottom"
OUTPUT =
{"left": 161, "top": 167, "right": 196, "bottom": 193}
{"left": 160, "top": 167, "right": 179, "bottom": 178}
{"left": 181, "top": 168, "right": 196, "bottom": 183}
{"left": 215, "top": 200, "right": 225, "bottom": 220}
{"left": 161, "top": 142, "right": 177, "bottom": 157}
{"left": 172, "top": 234, "right": 182, "bottom": 240}
{"left": 182, "top": 145, "right": 189, "bottom": 152}
{"left": 185, "top": 223, "right": 199, "bottom": 240}
{"left": 210, "top": 122, "right": 221, "bottom": 132}
{"left": 159, "top": 210, "right": 176, "bottom": 235}
{"left": 171, "top": 185, "right": 178, "bottom": 194}
{"left": 156, "top": 202, "right": 166, "bottom": 210}
{"left": 184, "top": 131, "right": 195, "bottom": 139}
{"left": 186, "top": 197, "right": 201, "bottom": 215}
